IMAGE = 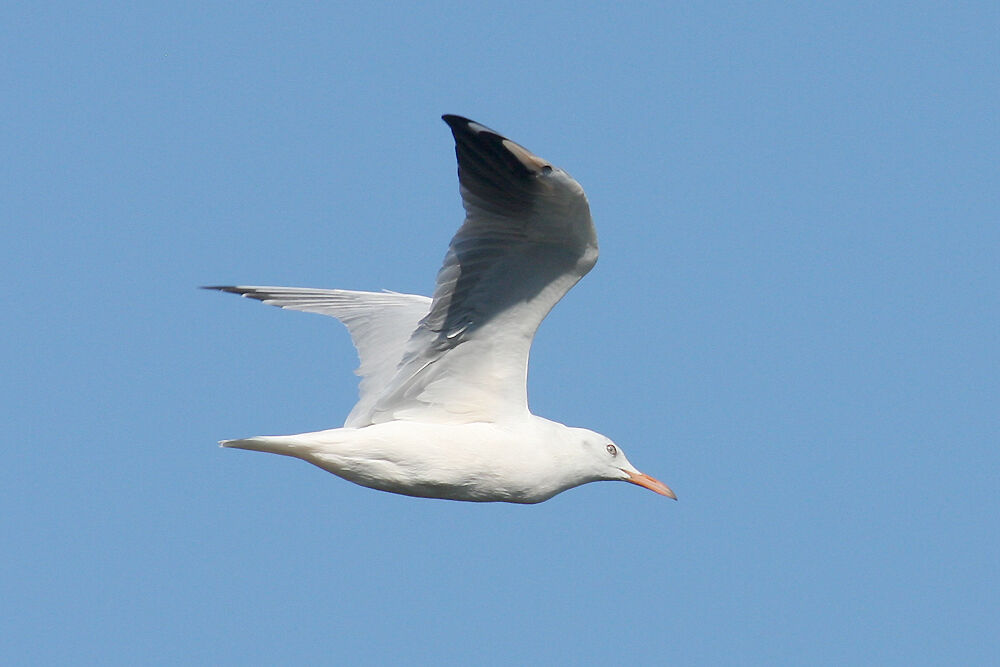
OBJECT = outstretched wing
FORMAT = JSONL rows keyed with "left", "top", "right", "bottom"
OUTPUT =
{"left": 365, "top": 115, "right": 598, "bottom": 425}
{"left": 204, "top": 286, "right": 430, "bottom": 426}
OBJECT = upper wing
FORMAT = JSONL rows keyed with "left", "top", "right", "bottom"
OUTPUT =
{"left": 364, "top": 115, "right": 598, "bottom": 425}
{"left": 204, "top": 286, "right": 430, "bottom": 426}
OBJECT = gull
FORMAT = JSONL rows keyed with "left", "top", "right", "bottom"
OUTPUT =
{"left": 206, "top": 115, "right": 675, "bottom": 503}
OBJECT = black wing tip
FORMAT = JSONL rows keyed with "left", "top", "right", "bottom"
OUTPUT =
{"left": 441, "top": 114, "right": 540, "bottom": 193}
{"left": 201, "top": 285, "right": 268, "bottom": 301}
{"left": 441, "top": 114, "right": 505, "bottom": 140}
{"left": 441, "top": 114, "right": 473, "bottom": 129}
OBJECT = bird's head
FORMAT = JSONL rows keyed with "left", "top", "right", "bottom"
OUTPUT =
{"left": 573, "top": 429, "right": 676, "bottom": 499}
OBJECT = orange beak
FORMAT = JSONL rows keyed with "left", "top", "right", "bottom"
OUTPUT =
{"left": 625, "top": 470, "right": 677, "bottom": 500}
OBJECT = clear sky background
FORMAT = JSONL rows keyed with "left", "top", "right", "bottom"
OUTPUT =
{"left": 3, "top": 3, "right": 997, "bottom": 665}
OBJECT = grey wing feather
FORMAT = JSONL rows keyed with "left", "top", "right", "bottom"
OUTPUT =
{"left": 204, "top": 286, "right": 430, "bottom": 426}
{"left": 365, "top": 116, "right": 598, "bottom": 424}
{"left": 204, "top": 116, "right": 598, "bottom": 427}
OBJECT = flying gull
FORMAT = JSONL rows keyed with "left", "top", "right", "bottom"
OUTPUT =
{"left": 206, "top": 115, "right": 675, "bottom": 503}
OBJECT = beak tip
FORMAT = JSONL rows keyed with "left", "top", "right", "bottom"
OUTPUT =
{"left": 658, "top": 484, "right": 678, "bottom": 501}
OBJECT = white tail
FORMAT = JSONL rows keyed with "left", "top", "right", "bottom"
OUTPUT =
{"left": 220, "top": 436, "right": 310, "bottom": 457}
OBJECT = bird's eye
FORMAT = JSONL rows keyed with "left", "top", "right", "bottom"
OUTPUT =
{"left": 606, "top": 444, "right": 617, "bottom": 456}
{"left": 541, "top": 165, "right": 553, "bottom": 175}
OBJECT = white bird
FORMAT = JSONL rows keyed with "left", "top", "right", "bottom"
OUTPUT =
{"left": 207, "top": 115, "right": 675, "bottom": 503}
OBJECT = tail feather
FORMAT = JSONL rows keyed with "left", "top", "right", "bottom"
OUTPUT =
{"left": 219, "top": 428, "right": 349, "bottom": 458}
{"left": 220, "top": 435, "right": 310, "bottom": 457}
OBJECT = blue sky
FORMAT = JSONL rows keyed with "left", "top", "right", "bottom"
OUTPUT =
{"left": 3, "top": 2, "right": 997, "bottom": 664}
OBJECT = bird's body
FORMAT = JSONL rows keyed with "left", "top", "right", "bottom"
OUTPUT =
{"left": 209, "top": 115, "right": 674, "bottom": 503}
{"left": 227, "top": 418, "right": 611, "bottom": 504}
